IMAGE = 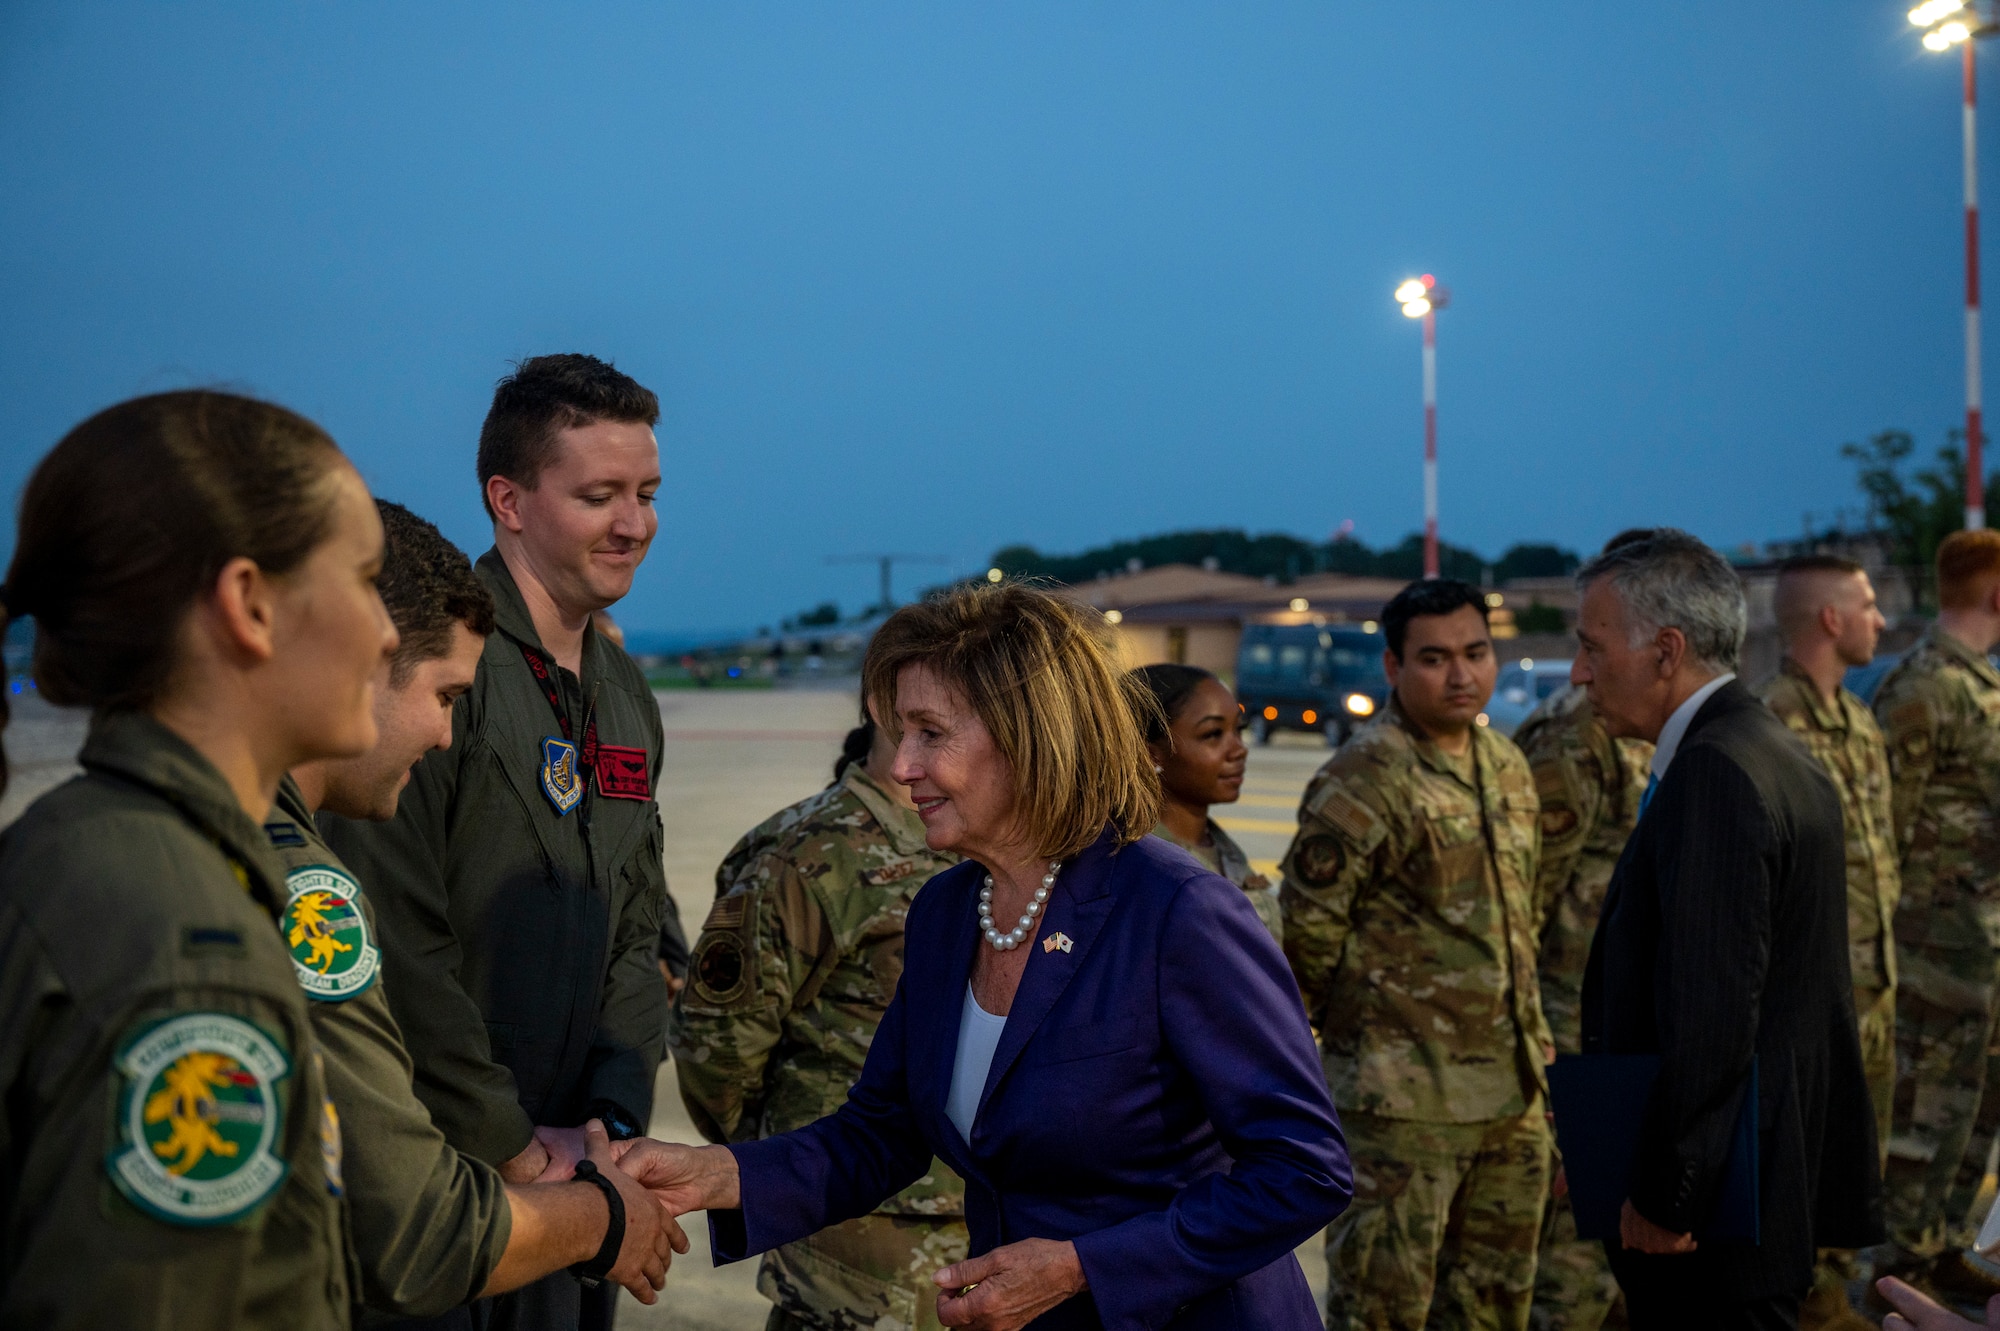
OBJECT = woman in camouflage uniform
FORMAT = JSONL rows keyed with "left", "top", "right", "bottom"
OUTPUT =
{"left": 672, "top": 710, "right": 969, "bottom": 1331}
{"left": 1130, "top": 664, "right": 1283, "bottom": 943}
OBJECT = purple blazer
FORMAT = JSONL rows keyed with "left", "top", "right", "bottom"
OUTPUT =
{"left": 709, "top": 829, "right": 1351, "bottom": 1331}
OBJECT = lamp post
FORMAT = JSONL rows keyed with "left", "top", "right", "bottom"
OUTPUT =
{"left": 1912, "top": 0, "right": 1994, "bottom": 529}
{"left": 1395, "top": 274, "right": 1451, "bottom": 577}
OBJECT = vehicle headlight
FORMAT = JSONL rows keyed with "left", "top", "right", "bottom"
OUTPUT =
{"left": 1344, "top": 693, "right": 1374, "bottom": 716}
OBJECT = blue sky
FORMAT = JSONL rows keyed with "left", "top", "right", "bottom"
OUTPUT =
{"left": 0, "top": 2, "right": 1981, "bottom": 634}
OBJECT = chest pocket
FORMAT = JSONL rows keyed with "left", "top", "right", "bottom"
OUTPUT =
{"left": 1033, "top": 1014, "right": 1147, "bottom": 1067}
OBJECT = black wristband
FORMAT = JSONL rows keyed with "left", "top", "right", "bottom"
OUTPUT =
{"left": 568, "top": 1160, "right": 625, "bottom": 1288}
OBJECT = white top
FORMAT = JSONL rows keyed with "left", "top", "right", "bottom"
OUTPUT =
{"left": 1649, "top": 672, "right": 1736, "bottom": 781}
{"left": 945, "top": 983, "right": 1008, "bottom": 1142}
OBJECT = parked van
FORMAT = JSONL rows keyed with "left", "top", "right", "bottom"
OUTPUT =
{"left": 1236, "top": 622, "right": 1391, "bottom": 746}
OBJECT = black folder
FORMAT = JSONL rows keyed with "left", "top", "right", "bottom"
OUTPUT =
{"left": 1546, "top": 1053, "right": 1759, "bottom": 1243}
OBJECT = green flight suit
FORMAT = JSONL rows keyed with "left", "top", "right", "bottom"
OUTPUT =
{"left": 262, "top": 777, "right": 512, "bottom": 1318}
{"left": 673, "top": 765, "right": 967, "bottom": 1331}
{"left": 321, "top": 550, "right": 683, "bottom": 1328}
{"left": 0, "top": 712, "right": 351, "bottom": 1329}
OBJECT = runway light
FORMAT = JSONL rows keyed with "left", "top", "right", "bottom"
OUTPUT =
{"left": 1303, "top": 709, "right": 1318, "bottom": 725}
{"left": 986, "top": 567, "right": 1003, "bottom": 583}
{"left": 1361, "top": 620, "right": 1380, "bottom": 633}
{"left": 1394, "top": 279, "right": 1428, "bottom": 303}
{"left": 1401, "top": 298, "right": 1432, "bottom": 319}
{"left": 1263, "top": 705, "right": 1278, "bottom": 721}
{"left": 1289, "top": 597, "right": 1309, "bottom": 612}
{"left": 1344, "top": 693, "right": 1375, "bottom": 716}
{"left": 1104, "top": 609, "right": 1123, "bottom": 625}
{"left": 1484, "top": 592, "right": 1504, "bottom": 608}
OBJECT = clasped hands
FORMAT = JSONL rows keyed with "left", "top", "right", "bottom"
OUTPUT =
{"left": 495, "top": 1121, "right": 693, "bottom": 1304}
{"left": 565, "top": 1137, "right": 1090, "bottom": 1330}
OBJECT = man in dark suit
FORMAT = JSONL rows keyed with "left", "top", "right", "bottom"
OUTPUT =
{"left": 1574, "top": 529, "right": 1882, "bottom": 1329}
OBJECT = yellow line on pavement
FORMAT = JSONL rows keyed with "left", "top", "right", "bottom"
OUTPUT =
{"left": 1229, "top": 794, "right": 1300, "bottom": 809}
{"left": 1214, "top": 816, "right": 1299, "bottom": 834}
{"left": 1251, "top": 859, "right": 1281, "bottom": 877}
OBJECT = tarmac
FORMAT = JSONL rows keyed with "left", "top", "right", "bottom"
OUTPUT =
{"left": 0, "top": 686, "right": 1335, "bottom": 1329}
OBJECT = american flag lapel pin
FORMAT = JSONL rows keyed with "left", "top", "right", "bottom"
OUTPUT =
{"left": 1043, "top": 931, "right": 1073, "bottom": 954}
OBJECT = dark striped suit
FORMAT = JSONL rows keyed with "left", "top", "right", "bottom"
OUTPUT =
{"left": 1582, "top": 680, "right": 1882, "bottom": 1324}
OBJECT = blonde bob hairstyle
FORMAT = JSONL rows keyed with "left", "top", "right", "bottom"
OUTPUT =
{"left": 863, "top": 581, "right": 1163, "bottom": 861}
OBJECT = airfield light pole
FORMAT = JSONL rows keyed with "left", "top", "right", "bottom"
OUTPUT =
{"left": 1396, "top": 275, "right": 1450, "bottom": 576}
{"left": 1913, "top": 0, "right": 1993, "bottom": 528}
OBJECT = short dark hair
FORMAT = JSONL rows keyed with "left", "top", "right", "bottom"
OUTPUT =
{"left": 1382, "top": 578, "right": 1489, "bottom": 660}
{"left": 1129, "top": 664, "right": 1219, "bottom": 744}
{"left": 476, "top": 354, "right": 659, "bottom": 518}
{"left": 376, "top": 501, "right": 496, "bottom": 683}
{"left": 1777, "top": 553, "right": 1864, "bottom": 578}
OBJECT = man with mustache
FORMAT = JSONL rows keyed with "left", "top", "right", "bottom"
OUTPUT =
{"left": 325, "top": 354, "right": 687, "bottom": 1331}
{"left": 1281, "top": 578, "right": 1553, "bottom": 1331}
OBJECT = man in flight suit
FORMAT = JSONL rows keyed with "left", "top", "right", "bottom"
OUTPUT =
{"left": 326, "top": 355, "right": 688, "bottom": 1330}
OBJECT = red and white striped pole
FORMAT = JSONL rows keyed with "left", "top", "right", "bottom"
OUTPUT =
{"left": 1423, "top": 307, "right": 1440, "bottom": 577}
{"left": 1968, "top": 39, "right": 1987, "bottom": 529}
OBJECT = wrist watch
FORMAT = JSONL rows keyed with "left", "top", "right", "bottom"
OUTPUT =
{"left": 587, "top": 1099, "right": 644, "bottom": 1142}
{"left": 568, "top": 1160, "right": 625, "bottom": 1287}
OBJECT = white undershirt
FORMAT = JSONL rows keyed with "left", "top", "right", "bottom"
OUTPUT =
{"left": 1649, "top": 672, "right": 1736, "bottom": 781}
{"left": 945, "top": 983, "right": 1008, "bottom": 1142}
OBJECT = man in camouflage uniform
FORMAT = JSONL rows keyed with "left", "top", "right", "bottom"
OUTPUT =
{"left": 671, "top": 717, "right": 968, "bottom": 1331}
{"left": 1516, "top": 683, "right": 1651, "bottom": 1331}
{"left": 1874, "top": 531, "right": 2000, "bottom": 1280}
{"left": 1758, "top": 555, "right": 1900, "bottom": 1327}
{"left": 1281, "top": 579, "right": 1553, "bottom": 1331}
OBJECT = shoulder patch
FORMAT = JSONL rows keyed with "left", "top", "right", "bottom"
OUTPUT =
{"left": 691, "top": 933, "right": 749, "bottom": 1005}
{"left": 1292, "top": 833, "right": 1347, "bottom": 887}
{"left": 1540, "top": 802, "right": 1579, "bottom": 840}
{"left": 107, "top": 1012, "right": 291, "bottom": 1226}
{"left": 281, "top": 866, "right": 379, "bottom": 1002}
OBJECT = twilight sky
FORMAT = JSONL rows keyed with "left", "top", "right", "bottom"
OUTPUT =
{"left": 0, "top": 2, "right": 1980, "bottom": 635}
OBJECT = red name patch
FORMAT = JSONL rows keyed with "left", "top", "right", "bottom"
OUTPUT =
{"left": 594, "top": 744, "right": 651, "bottom": 800}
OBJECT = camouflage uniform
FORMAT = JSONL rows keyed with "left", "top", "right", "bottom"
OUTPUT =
{"left": 1514, "top": 686, "right": 1650, "bottom": 1331}
{"left": 1280, "top": 697, "right": 1553, "bottom": 1331}
{"left": 1874, "top": 627, "right": 2000, "bottom": 1264}
{"left": 1150, "top": 817, "right": 1283, "bottom": 945}
{"left": 671, "top": 765, "right": 968, "bottom": 1331}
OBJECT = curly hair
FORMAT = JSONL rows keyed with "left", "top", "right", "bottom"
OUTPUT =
{"left": 376, "top": 501, "right": 496, "bottom": 683}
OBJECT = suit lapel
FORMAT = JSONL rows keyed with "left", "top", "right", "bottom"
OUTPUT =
{"left": 976, "top": 832, "right": 1121, "bottom": 1118}
{"left": 918, "top": 869, "right": 983, "bottom": 1148}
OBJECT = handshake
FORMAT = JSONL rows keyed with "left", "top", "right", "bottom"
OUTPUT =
{"left": 492, "top": 1121, "right": 737, "bottom": 1305}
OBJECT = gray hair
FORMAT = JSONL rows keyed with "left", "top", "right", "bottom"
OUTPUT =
{"left": 1575, "top": 528, "right": 1747, "bottom": 673}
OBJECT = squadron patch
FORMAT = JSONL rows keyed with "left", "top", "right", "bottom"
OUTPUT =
{"left": 692, "top": 934, "right": 748, "bottom": 1004}
{"left": 107, "top": 1012, "right": 290, "bottom": 1226}
{"left": 593, "top": 743, "right": 651, "bottom": 801}
{"left": 281, "top": 866, "right": 380, "bottom": 1001}
{"left": 541, "top": 736, "right": 584, "bottom": 815}
{"left": 1539, "top": 803, "right": 1579, "bottom": 840}
{"left": 1293, "top": 832, "right": 1348, "bottom": 887}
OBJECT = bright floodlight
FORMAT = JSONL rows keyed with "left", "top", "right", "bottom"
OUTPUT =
{"left": 1394, "top": 279, "right": 1428, "bottom": 303}
{"left": 1941, "top": 19, "right": 1974, "bottom": 41}
{"left": 1926, "top": 26, "right": 1954, "bottom": 46}
{"left": 1910, "top": 0, "right": 1966, "bottom": 24}
{"left": 1402, "top": 298, "right": 1432, "bottom": 318}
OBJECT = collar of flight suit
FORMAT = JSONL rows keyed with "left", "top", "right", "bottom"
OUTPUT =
{"left": 474, "top": 546, "right": 611, "bottom": 685}
{"left": 841, "top": 763, "right": 932, "bottom": 856}
{"left": 1924, "top": 622, "right": 2000, "bottom": 690}
{"left": 78, "top": 709, "right": 293, "bottom": 917}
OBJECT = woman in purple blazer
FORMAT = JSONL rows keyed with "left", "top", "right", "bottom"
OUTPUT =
{"left": 624, "top": 583, "right": 1350, "bottom": 1330}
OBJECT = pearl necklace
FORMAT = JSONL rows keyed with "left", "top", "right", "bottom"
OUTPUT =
{"left": 979, "top": 862, "right": 1059, "bottom": 951}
